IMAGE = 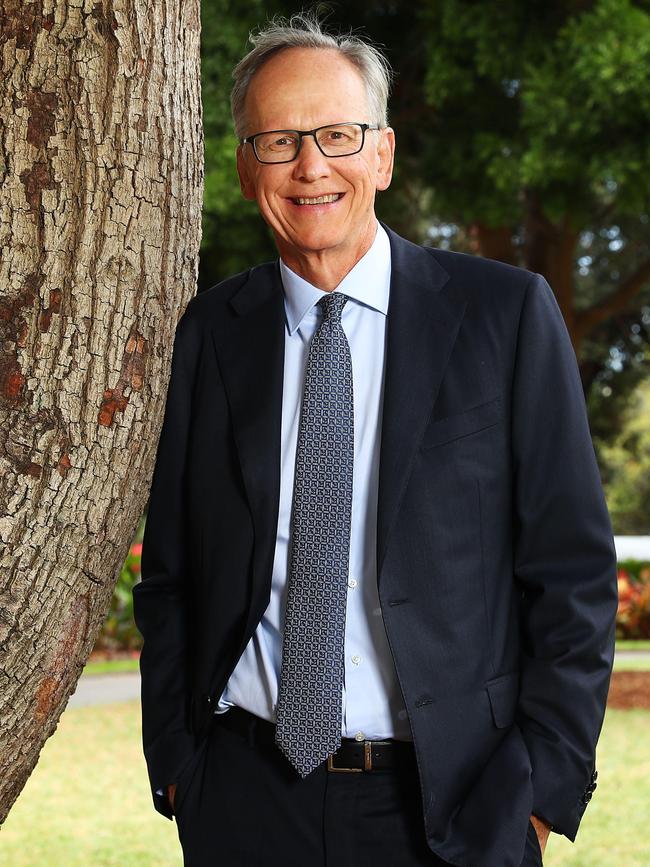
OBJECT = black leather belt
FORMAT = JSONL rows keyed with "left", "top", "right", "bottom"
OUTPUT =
{"left": 213, "top": 705, "right": 416, "bottom": 773}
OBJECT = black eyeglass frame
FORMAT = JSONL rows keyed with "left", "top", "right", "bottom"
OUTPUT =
{"left": 240, "top": 121, "right": 381, "bottom": 164}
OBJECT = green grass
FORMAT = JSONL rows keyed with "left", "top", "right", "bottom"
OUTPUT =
{"left": 544, "top": 707, "right": 650, "bottom": 866}
{"left": 82, "top": 658, "right": 140, "bottom": 676}
{"left": 1, "top": 702, "right": 180, "bottom": 867}
{"left": 613, "top": 656, "right": 650, "bottom": 671}
{"left": 1, "top": 700, "right": 648, "bottom": 866}
{"left": 616, "top": 640, "right": 650, "bottom": 651}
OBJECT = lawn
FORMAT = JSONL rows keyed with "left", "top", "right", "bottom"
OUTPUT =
{"left": 1, "top": 700, "right": 648, "bottom": 866}
{"left": 1, "top": 701, "right": 180, "bottom": 867}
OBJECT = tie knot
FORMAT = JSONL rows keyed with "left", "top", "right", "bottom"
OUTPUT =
{"left": 317, "top": 292, "right": 348, "bottom": 325}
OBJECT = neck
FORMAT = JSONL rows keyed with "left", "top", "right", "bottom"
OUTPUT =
{"left": 277, "top": 218, "right": 378, "bottom": 292}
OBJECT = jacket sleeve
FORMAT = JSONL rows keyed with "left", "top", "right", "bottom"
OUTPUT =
{"left": 510, "top": 273, "right": 618, "bottom": 841}
{"left": 132, "top": 300, "right": 199, "bottom": 820}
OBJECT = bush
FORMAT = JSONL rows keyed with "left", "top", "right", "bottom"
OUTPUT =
{"left": 93, "top": 531, "right": 144, "bottom": 654}
{"left": 616, "top": 560, "right": 650, "bottom": 639}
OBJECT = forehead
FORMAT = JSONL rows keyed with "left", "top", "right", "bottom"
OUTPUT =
{"left": 244, "top": 47, "right": 370, "bottom": 131}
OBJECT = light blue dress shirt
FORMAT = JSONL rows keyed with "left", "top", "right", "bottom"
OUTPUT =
{"left": 215, "top": 221, "right": 412, "bottom": 743}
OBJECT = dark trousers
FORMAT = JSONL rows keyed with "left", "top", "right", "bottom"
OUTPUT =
{"left": 172, "top": 708, "right": 543, "bottom": 867}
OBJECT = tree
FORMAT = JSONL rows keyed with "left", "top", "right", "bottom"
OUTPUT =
{"left": 600, "top": 373, "right": 650, "bottom": 533}
{"left": 411, "top": 0, "right": 650, "bottom": 355}
{"left": 199, "top": 0, "right": 277, "bottom": 287}
{"left": 0, "top": 0, "right": 204, "bottom": 822}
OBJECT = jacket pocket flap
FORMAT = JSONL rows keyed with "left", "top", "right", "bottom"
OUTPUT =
{"left": 421, "top": 397, "right": 502, "bottom": 450}
{"left": 486, "top": 671, "right": 519, "bottom": 729}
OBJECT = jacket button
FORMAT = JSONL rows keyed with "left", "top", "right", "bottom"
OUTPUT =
{"left": 584, "top": 791, "right": 592, "bottom": 802}
{"left": 592, "top": 770, "right": 598, "bottom": 781}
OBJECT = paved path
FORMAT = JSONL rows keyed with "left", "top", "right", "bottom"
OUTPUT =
{"left": 614, "top": 651, "right": 650, "bottom": 661}
{"left": 67, "top": 650, "right": 650, "bottom": 708}
{"left": 68, "top": 671, "right": 141, "bottom": 707}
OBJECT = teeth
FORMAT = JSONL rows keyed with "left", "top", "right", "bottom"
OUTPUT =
{"left": 294, "top": 193, "right": 341, "bottom": 205}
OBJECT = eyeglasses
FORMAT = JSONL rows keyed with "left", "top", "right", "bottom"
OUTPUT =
{"left": 240, "top": 122, "right": 381, "bottom": 164}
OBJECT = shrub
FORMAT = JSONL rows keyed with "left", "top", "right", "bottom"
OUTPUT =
{"left": 616, "top": 560, "right": 650, "bottom": 639}
{"left": 93, "top": 537, "right": 144, "bottom": 654}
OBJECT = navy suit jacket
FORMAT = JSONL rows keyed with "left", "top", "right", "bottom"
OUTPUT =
{"left": 133, "top": 223, "right": 618, "bottom": 867}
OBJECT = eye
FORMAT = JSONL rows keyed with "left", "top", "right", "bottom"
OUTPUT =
{"left": 255, "top": 132, "right": 298, "bottom": 154}
{"left": 326, "top": 129, "right": 351, "bottom": 141}
{"left": 270, "top": 134, "right": 298, "bottom": 150}
{"left": 316, "top": 125, "right": 362, "bottom": 152}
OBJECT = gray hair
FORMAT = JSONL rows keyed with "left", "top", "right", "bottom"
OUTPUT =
{"left": 230, "top": 10, "right": 394, "bottom": 140}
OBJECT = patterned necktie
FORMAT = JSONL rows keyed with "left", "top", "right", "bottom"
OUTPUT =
{"left": 274, "top": 291, "right": 354, "bottom": 777}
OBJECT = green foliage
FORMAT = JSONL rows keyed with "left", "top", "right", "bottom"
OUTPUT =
{"left": 616, "top": 561, "right": 650, "bottom": 638}
{"left": 199, "top": 0, "right": 278, "bottom": 285}
{"left": 415, "top": 0, "right": 650, "bottom": 227}
{"left": 617, "top": 559, "right": 650, "bottom": 583}
{"left": 521, "top": 0, "right": 650, "bottom": 221}
{"left": 601, "top": 377, "right": 650, "bottom": 532}
{"left": 94, "top": 527, "right": 144, "bottom": 653}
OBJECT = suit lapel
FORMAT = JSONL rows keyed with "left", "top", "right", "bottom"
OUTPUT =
{"left": 209, "top": 262, "right": 286, "bottom": 631}
{"left": 210, "top": 225, "right": 467, "bottom": 608}
{"left": 377, "top": 225, "right": 466, "bottom": 582}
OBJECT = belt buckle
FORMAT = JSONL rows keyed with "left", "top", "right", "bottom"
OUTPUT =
{"left": 327, "top": 742, "right": 372, "bottom": 773}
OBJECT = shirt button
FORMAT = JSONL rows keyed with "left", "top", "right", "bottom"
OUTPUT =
{"left": 398, "top": 709, "right": 408, "bottom": 719}
{"left": 355, "top": 731, "right": 365, "bottom": 741}
{"left": 351, "top": 654, "right": 361, "bottom": 665}
{"left": 348, "top": 578, "right": 357, "bottom": 588}
{"left": 373, "top": 606, "right": 382, "bottom": 616}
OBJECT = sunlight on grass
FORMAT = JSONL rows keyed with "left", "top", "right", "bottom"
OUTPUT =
{"left": 1, "top": 701, "right": 648, "bottom": 866}
{"left": 613, "top": 657, "right": 650, "bottom": 671}
{"left": 1, "top": 701, "right": 181, "bottom": 867}
{"left": 82, "top": 658, "right": 140, "bottom": 676}
{"left": 544, "top": 707, "right": 650, "bottom": 867}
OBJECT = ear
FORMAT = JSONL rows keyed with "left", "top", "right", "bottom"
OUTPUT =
{"left": 236, "top": 145, "right": 257, "bottom": 201}
{"left": 375, "top": 127, "right": 395, "bottom": 192}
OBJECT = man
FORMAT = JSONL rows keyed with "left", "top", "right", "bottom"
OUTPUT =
{"left": 133, "top": 14, "right": 618, "bottom": 867}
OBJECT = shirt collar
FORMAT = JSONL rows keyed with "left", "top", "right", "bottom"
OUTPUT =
{"left": 279, "top": 220, "right": 391, "bottom": 336}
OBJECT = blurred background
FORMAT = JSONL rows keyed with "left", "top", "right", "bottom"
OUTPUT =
{"left": 2, "top": 1, "right": 649, "bottom": 864}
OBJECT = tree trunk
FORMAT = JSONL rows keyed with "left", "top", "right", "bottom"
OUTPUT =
{"left": 0, "top": 0, "right": 203, "bottom": 822}
{"left": 470, "top": 222, "right": 519, "bottom": 266}
{"left": 475, "top": 200, "right": 585, "bottom": 356}
{"left": 526, "top": 221, "right": 580, "bottom": 350}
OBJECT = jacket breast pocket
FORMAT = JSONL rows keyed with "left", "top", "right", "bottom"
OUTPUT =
{"left": 420, "top": 397, "right": 502, "bottom": 450}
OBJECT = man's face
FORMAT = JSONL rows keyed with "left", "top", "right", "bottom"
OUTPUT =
{"left": 236, "top": 47, "right": 395, "bottom": 264}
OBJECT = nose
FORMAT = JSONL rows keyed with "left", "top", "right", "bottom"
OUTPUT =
{"left": 291, "top": 133, "right": 330, "bottom": 182}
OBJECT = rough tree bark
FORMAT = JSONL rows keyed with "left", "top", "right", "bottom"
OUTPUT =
{"left": 0, "top": 0, "right": 203, "bottom": 822}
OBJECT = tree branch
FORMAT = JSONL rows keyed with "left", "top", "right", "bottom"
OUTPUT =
{"left": 575, "top": 258, "right": 650, "bottom": 340}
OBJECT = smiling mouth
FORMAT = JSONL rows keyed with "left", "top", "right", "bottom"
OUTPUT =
{"left": 290, "top": 193, "right": 345, "bottom": 205}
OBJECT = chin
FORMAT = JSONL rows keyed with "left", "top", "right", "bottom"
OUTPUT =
{"left": 287, "top": 227, "right": 347, "bottom": 254}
